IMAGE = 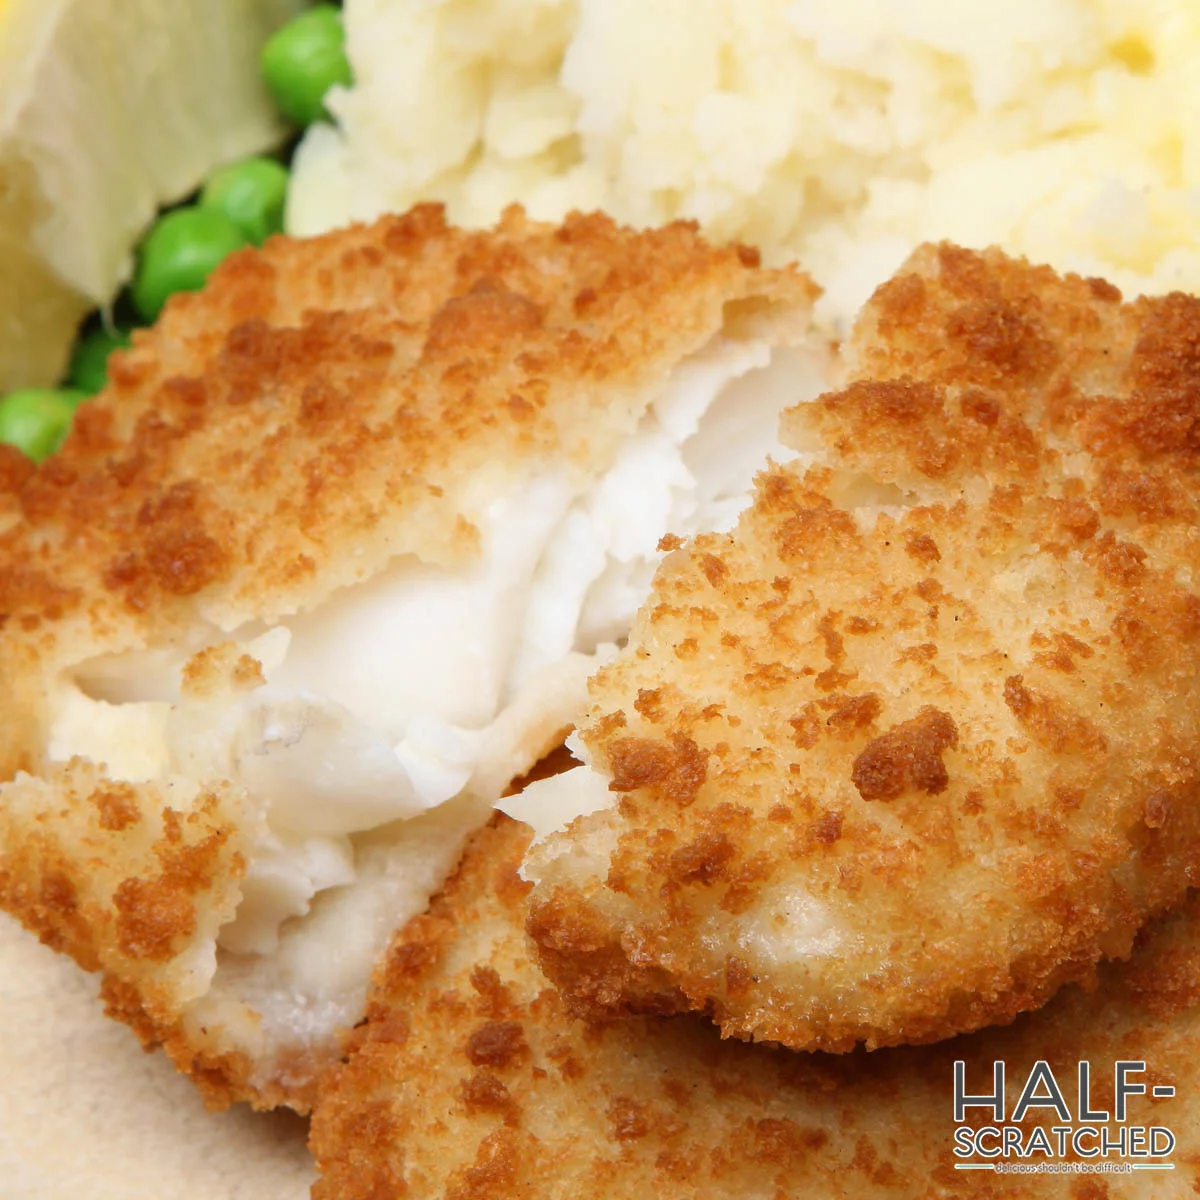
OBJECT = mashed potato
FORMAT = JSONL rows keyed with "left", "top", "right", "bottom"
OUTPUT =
{"left": 288, "top": 0, "right": 1200, "bottom": 330}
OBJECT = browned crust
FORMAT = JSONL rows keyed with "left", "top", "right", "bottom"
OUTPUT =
{"left": 310, "top": 816, "right": 1200, "bottom": 1198}
{"left": 0, "top": 766, "right": 238, "bottom": 969}
{"left": 95, "top": 974, "right": 295, "bottom": 1111}
{"left": 0, "top": 204, "right": 813, "bottom": 783}
{"left": 0, "top": 207, "right": 815, "bottom": 1105}
{"left": 0, "top": 762, "right": 336, "bottom": 1111}
{"left": 525, "top": 243, "right": 1200, "bottom": 1051}
{"left": 0, "top": 762, "right": 291, "bottom": 1108}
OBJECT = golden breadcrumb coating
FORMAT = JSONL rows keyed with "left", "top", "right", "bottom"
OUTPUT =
{"left": 0, "top": 761, "right": 286, "bottom": 1109}
{"left": 0, "top": 205, "right": 814, "bottom": 1109}
{"left": 311, "top": 816, "right": 1200, "bottom": 1199}
{"left": 0, "top": 203, "right": 811, "bottom": 778}
{"left": 524, "top": 244, "right": 1200, "bottom": 1051}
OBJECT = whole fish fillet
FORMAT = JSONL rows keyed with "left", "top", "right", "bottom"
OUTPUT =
{"left": 311, "top": 815, "right": 1199, "bottom": 1198}
{"left": 0, "top": 204, "right": 820, "bottom": 1109}
{"left": 510, "top": 243, "right": 1200, "bottom": 1051}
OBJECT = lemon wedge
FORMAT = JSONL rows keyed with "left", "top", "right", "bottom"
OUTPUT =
{"left": 0, "top": 0, "right": 305, "bottom": 391}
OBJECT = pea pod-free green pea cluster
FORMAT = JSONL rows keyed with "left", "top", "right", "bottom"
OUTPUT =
{"left": 0, "top": 2, "right": 351, "bottom": 463}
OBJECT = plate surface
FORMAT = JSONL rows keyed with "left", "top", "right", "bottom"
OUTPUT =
{"left": 0, "top": 914, "right": 314, "bottom": 1199}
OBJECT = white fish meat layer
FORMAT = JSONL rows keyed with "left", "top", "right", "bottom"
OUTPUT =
{"left": 41, "top": 334, "right": 829, "bottom": 1060}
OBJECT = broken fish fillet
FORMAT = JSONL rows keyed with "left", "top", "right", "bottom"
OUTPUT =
{"left": 0, "top": 204, "right": 820, "bottom": 1110}
{"left": 311, "top": 816, "right": 1200, "bottom": 1199}
{"left": 510, "top": 243, "right": 1200, "bottom": 1052}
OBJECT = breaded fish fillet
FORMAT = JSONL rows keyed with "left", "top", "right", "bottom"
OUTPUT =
{"left": 0, "top": 205, "right": 820, "bottom": 1109}
{"left": 509, "top": 244, "right": 1200, "bottom": 1052}
{"left": 311, "top": 815, "right": 1199, "bottom": 1199}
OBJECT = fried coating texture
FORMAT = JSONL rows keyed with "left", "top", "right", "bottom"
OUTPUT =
{"left": 0, "top": 203, "right": 810, "bottom": 776}
{"left": 0, "top": 205, "right": 813, "bottom": 1108}
{"left": 524, "top": 244, "right": 1200, "bottom": 1051}
{"left": 0, "top": 760, "right": 283, "bottom": 1108}
{"left": 311, "top": 816, "right": 1200, "bottom": 1199}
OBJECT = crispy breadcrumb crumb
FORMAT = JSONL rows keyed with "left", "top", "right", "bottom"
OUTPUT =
{"left": 524, "top": 244, "right": 1200, "bottom": 1050}
{"left": 0, "top": 205, "right": 814, "bottom": 1109}
{"left": 311, "top": 816, "right": 1200, "bottom": 1198}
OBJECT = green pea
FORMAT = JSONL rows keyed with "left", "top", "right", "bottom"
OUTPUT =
{"left": 68, "top": 325, "right": 134, "bottom": 395}
{"left": 0, "top": 388, "right": 89, "bottom": 463}
{"left": 261, "top": 4, "right": 352, "bottom": 127}
{"left": 201, "top": 157, "right": 290, "bottom": 246}
{"left": 131, "top": 207, "right": 249, "bottom": 323}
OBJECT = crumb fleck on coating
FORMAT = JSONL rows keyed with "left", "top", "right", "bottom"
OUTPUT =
{"left": 0, "top": 205, "right": 814, "bottom": 1108}
{"left": 310, "top": 817, "right": 1200, "bottom": 1199}
{"left": 526, "top": 244, "right": 1200, "bottom": 1051}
